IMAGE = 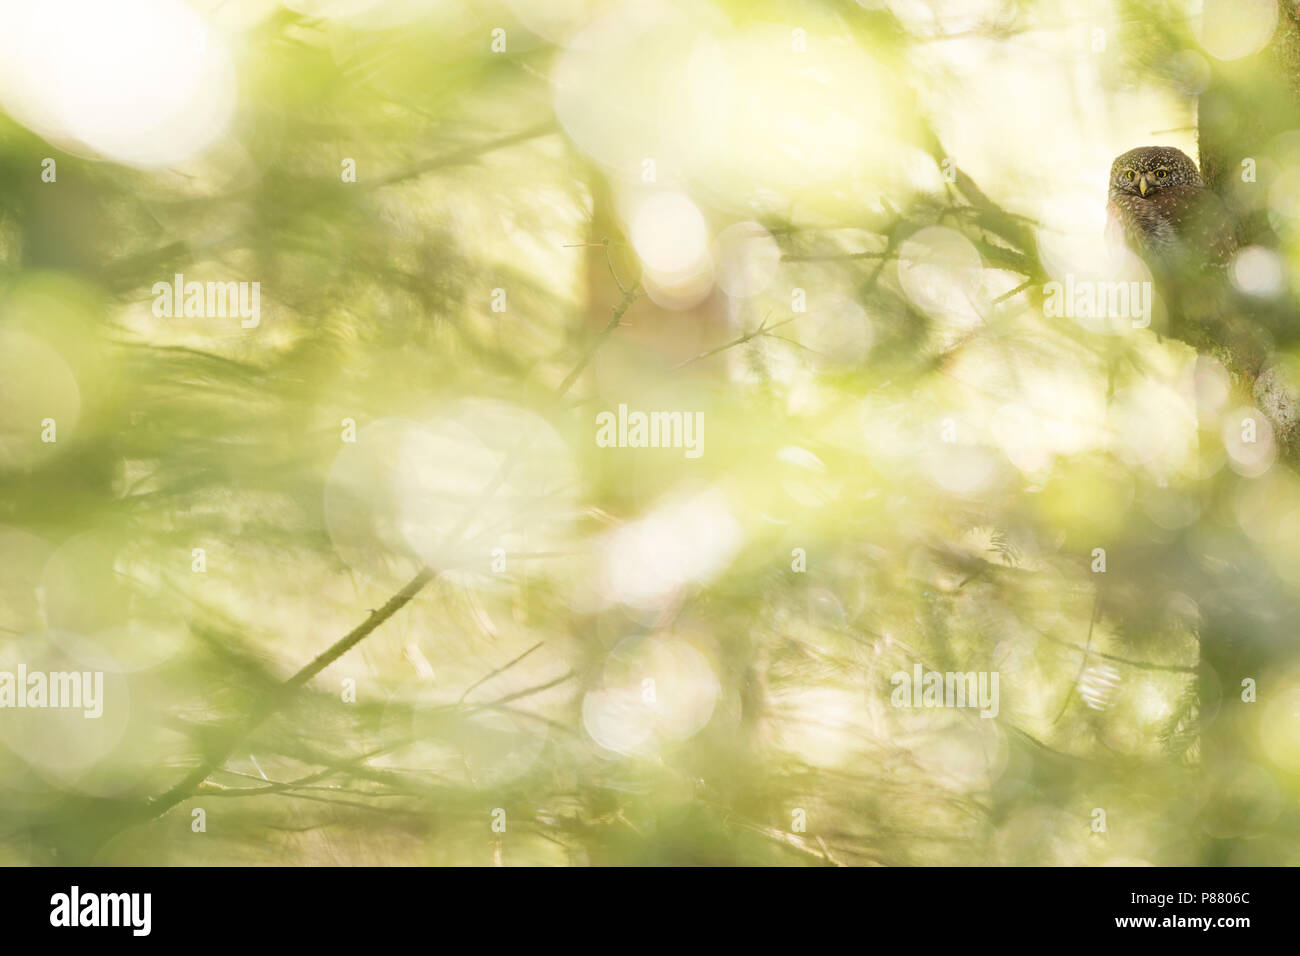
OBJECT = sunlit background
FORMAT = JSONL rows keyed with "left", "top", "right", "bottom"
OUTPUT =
{"left": 0, "top": 0, "right": 1298, "bottom": 865}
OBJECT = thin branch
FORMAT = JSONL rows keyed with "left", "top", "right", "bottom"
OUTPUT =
{"left": 1038, "top": 631, "right": 1197, "bottom": 674}
{"left": 147, "top": 565, "right": 437, "bottom": 818}
{"left": 470, "top": 670, "right": 576, "bottom": 709}
{"left": 100, "top": 122, "right": 559, "bottom": 286}
{"left": 367, "top": 120, "right": 559, "bottom": 190}
{"left": 670, "top": 311, "right": 794, "bottom": 370}
{"left": 782, "top": 250, "right": 890, "bottom": 263}
{"left": 1053, "top": 589, "right": 1103, "bottom": 725}
{"left": 458, "top": 641, "right": 545, "bottom": 704}
{"left": 992, "top": 278, "right": 1035, "bottom": 305}
{"left": 555, "top": 283, "right": 642, "bottom": 397}
{"left": 563, "top": 238, "right": 634, "bottom": 294}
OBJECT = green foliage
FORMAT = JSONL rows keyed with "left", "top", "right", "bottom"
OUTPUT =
{"left": 0, "top": 0, "right": 1297, "bottom": 866}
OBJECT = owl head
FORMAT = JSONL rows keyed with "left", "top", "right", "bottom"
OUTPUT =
{"left": 1109, "top": 146, "right": 1202, "bottom": 199}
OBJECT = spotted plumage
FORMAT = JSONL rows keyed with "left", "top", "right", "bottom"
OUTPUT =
{"left": 1105, "top": 146, "right": 1276, "bottom": 387}
{"left": 1106, "top": 146, "right": 1236, "bottom": 272}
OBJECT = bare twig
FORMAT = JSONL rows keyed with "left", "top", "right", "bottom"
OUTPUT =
{"left": 555, "top": 283, "right": 642, "bottom": 396}
{"left": 1038, "top": 631, "right": 1196, "bottom": 675}
{"left": 148, "top": 565, "right": 437, "bottom": 818}
{"left": 368, "top": 120, "right": 559, "bottom": 190}
{"left": 670, "top": 311, "right": 794, "bottom": 369}
{"left": 458, "top": 641, "right": 545, "bottom": 704}
{"left": 782, "top": 250, "right": 890, "bottom": 263}
{"left": 1053, "top": 591, "right": 1103, "bottom": 725}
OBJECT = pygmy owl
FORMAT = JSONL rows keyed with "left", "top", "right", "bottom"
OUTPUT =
{"left": 1106, "top": 145, "right": 1277, "bottom": 386}
{"left": 1106, "top": 145, "right": 1236, "bottom": 272}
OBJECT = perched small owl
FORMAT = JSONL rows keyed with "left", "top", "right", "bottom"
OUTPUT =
{"left": 1106, "top": 146, "right": 1236, "bottom": 272}
{"left": 1107, "top": 146, "right": 1275, "bottom": 388}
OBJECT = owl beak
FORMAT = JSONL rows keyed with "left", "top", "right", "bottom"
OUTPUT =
{"left": 1137, "top": 174, "right": 1149, "bottom": 196}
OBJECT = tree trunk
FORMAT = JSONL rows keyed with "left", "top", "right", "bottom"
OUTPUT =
{"left": 1194, "top": 6, "right": 1300, "bottom": 863}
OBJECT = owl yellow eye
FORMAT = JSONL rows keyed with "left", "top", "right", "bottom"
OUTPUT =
{"left": 1155, "top": 169, "right": 1168, "bottom": 180}
{"left": 1126, "top": 170, "right": 1136, "bottom": 181}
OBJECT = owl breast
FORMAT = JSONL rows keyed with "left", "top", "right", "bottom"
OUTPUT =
{"left": 1108, "top": 185, "right": 1233, "bottom": 272}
